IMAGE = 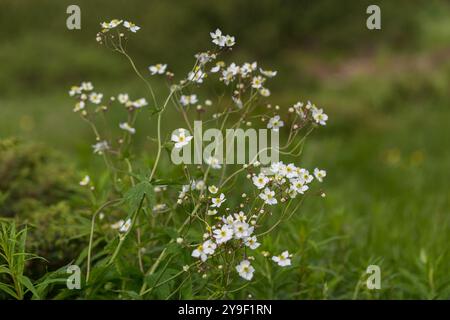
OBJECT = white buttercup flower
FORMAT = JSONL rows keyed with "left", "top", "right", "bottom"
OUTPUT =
{"left": 213, "top": 225, "right": 233, "bottom": 244}
{"left": 272, "top": 251, "right": 292, "bottom": 267}
{"left": 290, "top": 179, "right": 309, "bottom": 194}
{"left": 211, "top": 193, "right": 226, "bottom": 208}
{"left": 117, "top": 93, "right": 129, "bottom": 104}
{"left": 251, "top": 76, "right": 265, "bottom": 89}
{"left": 252, "top": 174, "right": 269, "bottom": 189}
{"left": 89, "top": 92, "right": 103, "bottom": 104}
{"left": 123, "top": 21, "right": 140, "bottom": 33}
{"left": 206, "top": 156, "right": 221, "bottom": 169}
{"left": 312, "top": 107, "right": 328, "bottom": 126}
{"left": 236, "top": 260, "right": 255, "bottom": 280}
{"left": 92, "top": 140, "right": 109, "bottom": 155}
{"left": 233, "top": 221, "right": 254, "bottom": 239}
{"left": 208, "top": 185, "right": 218, "bottom": 194}
{"left": 111, "top": 219, "right": 131, "bottom": 233}
{"left": 171, "top": 128, "right": 193, "bottom": 149}
{"left": 149, "top": 64, "right": 167, "bottom": 75}
{"left": 119, "top": 122, "right": 136, "bottom": 134}
{"left": 259, "top": 188, "right": 277, "bottom": 205}
{"left": 180, "top": 94, "right": 198, "bottom": 106}
{"left": 259, "top": 68, "right": 277, "bottom": 78}
{"left": 267, "top": 115, "right": 284, "bottom": 132}
{"left": 259, "top": 87, "right": 271, "bottom": 97}
{"left": 314, "top": 168, "right": 327, "bottom": 182}
{"left": 244, "top": 236, "right": 260, "bottom": 250}
{"left": 207, "top": 209, "right": 218, "bottom": 216}
{"left": 188, "top": 68, "right": 206, "bottom": 84}
{"left": 79, "top": 175, "right": 90, "bottom": 186}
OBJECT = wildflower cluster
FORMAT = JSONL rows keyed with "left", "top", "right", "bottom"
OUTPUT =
{"left": 69, "top": 21, "right": 329, "bottom": 296}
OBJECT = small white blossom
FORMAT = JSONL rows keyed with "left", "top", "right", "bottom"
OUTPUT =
{"left": 171, "top": 129, "right": 193, "bottom": 148}
{"left": 244, "top": 236, "right": 261, "bottom": 250}
{"left": 259, "top": 188, "right": 277, "bottom": 205}
{"left": 259, "top": 68, "right": 277, "bottom": 78}
{"left": 79, "top": 175, "right": 90, "bottom": 186}
{"left": 208, "top": 185, "right": 218, "bottom": 194}
{"left": 92, "top": 140, "right": 110, "bottom": 155}
{"left": 267, "top": 115, "right": 284, "bottom": 132}
{"left": 251, "top": 76, "right": 265, "bottom": 89}
{"left": 149, "top": 64, "right": 167, "bottom": 75}
{"left": 233, "top": 221, "right": 254, "bottom": 239}
{"left": 312, "top": 107, "right": 328, "bottom": 126}
{"left": 119, "top": 122, "right": 136, "bottom": 134}
{"left": 213, "top": 225, "right": 233, "bottom": 244}
{"left": 236, "top": 260, "right": 255, "bottom": 280}
{"left": 314, "top": 168, "right": 327, "bottom": 182}
{"left": 118, "top": 93, "right": 129, "bottom": 104}
{"left": 272, "top": 251, "right": 292, "bottom": 267}
{"left": 180, "top": 94, "right": 198, "bottom": 106}
{"left": 123, "top": 21, "right": 140, "bottom": 33}
{"left": 211, "top": 193, "right": 226, "bottom": 208}
{"left": 89, "top": 92, "right": 103, "bottom": 104}
{"left": 206, "top": 156, "right": 221, "bottom": 169}
{"left": 252, "top": 174, "right": 269, "bottom": 189}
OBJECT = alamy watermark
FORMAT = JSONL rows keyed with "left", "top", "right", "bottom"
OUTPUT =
{"left": 170, "top": 121, "right": 279, "bottom": 166}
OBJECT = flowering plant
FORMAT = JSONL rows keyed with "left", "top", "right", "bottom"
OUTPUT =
{"left": 68, "top": 19, "right": 328, "bottom": 298}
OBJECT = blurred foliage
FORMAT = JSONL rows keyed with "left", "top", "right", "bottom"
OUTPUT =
{"left": 0, "top": 138, "right": 89, "bottom": 275}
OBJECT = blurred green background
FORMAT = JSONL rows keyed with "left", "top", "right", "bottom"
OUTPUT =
{"left": 1, "top": 0, "right": 449, "bottom": 298}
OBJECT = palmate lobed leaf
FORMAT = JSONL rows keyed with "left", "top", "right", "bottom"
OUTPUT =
{"left": 123, "top": 180, "right": 155, "bottom": 214}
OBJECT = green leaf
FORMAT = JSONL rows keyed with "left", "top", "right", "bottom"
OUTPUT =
{"left": 18, "top": 275, "right": 40, "bottom": 299}
{"left": 124, "top": 181, "right": 155, "bottom": 214}
{"left": 0, "top": 283, "right": 18, "bottom": 299}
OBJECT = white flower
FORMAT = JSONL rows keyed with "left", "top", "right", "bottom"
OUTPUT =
{"left": 79, "top": 175, "right": 90, "bottom": 186}
{"left": 244, "top": 236, "right": 260, "bottom": 250}
{"left": 213, "top": 225, "right": 233, "bottom": 244}
{"left": 284, "top": 163, "right": 298, "bottom": 179}
{"left": 312, "top": 107, "right": 328, "bottom": 126}
{"left": 192, "top": 240, "right": 215, "bottom": 262}
{"left": 101, "top": 19, "right": 122, "bottom": 30}
{"left": 180, "top": 94, "right": 198, "bottom": 106}
{"left": 290, "top": 179, "right": 309, "bottom": 194}
{"left": 259, "top": 68, "right": 277, "bottom": 78}
{"left": 81, "top": 82, "right": 94, "bottom": 91}
{"left": 207, "top": 209, "right": 218, "bottom": 216}
{"left": 69, "top": 86, "right": 82, "bottom": 96}
{"left": 259, "top": 88, "right": 271, "bottom": 97}
{"left": 251, "top": 76, "right": 265, "bottom": 89}
{"left": 221, "top": 63, "right": 239, "bottom": 85}
{"left": 123, "top": 21, "right": 140, "bottom": 33}
{"left": 252, "top": 174, "right": 269, "bottom": 189}
{"left": 222, "top": 215, "right": 234, "bottom": 226}
{"left": 188, "top": 68, "right": 206, "bottom": 84}
{"left": 206, "top": 156, "right": 221, "bottom": 169}
{"left": 171, "top": 128, "right": 193, "bottom": 148}
{"left": 314, "top": 168, "right": 327, "bottom": 182}
{"left": 208, "top": 185, "right": 218, "bottom": 194}
{"left": 210, "top": 29, "right": 235, "bottom": 48}
{"left": 89, "top": 92, "right": 103, "bottom": 104}
{"left": 119, "top": 122, "right": 136, "bottom": 134}
{"left": 232, "top": 96, "right": 243, "bottom": 109}
{"left": 211, "top": 193, "right": 226, "bottom": 208}
{"left": 73, "top": 101, "right": 85, "bottom": 112}
{"left": 132, "top": 98, "right": 148, "bottom": 108}
{"left": 270, "top": 161, "right": 284, "bottom": 174}
{"left": 240, "top": 62, "right": 257, "bottom": 77}
{"left": 272, "top": 251, "right": 292, "bottom": 267}
{"left": 149, "top": 64, "right": 167, "bottom": 75}
{"left": 259, "top": 188, "right": 277, "bottom": 205}
{"left": 118, "top": 93, "right": 129, "bottom": 104}
{"left": 267, "top": 115, "right": 284, "bottom": 132}
{"left": 111, "top": 218, "right": 131, "bottom": 233}
{"left": 92, "top": 140, "right": 110, "bottom": 155}
{"left": 233, "top": 211, "right": 246, "bottom": 222}
{"left": 233, "top": 221, "right": 254, "bottom": 239}
{"left": 224, "top": 35, "right": 235, "bottom": 47}
{"left": 210, "top": 28, "right": 223, "bottom": 45}
{"left": 299, "top": 168, "right": 314, "bottom": 183}
{"left": 236, "top": 260, "right": 255, "bottom": 280}
{"left": 152, "top": 203, "right": 167, "bottom": 212}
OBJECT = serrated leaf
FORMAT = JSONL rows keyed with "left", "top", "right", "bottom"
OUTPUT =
{"left": 124, "top": 181, "right": 155, "bottom": 214}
